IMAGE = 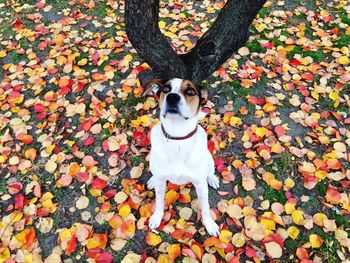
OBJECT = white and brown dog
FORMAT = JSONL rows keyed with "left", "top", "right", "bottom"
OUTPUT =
{"left": 143, "top": 78, "right": 220, "bottom": 236}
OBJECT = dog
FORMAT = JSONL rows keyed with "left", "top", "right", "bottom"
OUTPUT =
{"left": 143, "top": 78, "right": 220, "bottom": 236}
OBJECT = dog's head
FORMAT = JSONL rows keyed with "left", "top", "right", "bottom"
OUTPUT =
{"left": 143, "top": 78, "right": 208, "bottom": 120}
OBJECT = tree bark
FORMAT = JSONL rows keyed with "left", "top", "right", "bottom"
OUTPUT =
{"left": 124, "top": 0, "right": 188, "bottom": 81}
{"left": 181, "top": 0, "right": 267, "bottom": 83}
{"left": 124, "top": 0, "right": 266, "bottom": 85}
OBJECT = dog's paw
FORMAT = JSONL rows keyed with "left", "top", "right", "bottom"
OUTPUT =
{"left": 147, "top": 177, "right": 156, "bottom": 190}
{"left": 207, "top": 175, "right": 220, "bottom": 190}
{"left": 203, "top": 218, "right": 220, "bottom": 236}
{"left": 149, "top": 212, "right": 163, "bottom": 230}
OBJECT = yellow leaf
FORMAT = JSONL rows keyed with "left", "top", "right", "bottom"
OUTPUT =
{"left": 315, "top": 170, "right": 327, "bottom": 180}
{"left": 338, "top": 55, "right": 349, "bottom": 65}
{"left": 229, "top": 116, "right": 242, "bottom": 126}
{"left": 0, "top": 50, "right": 7, "bottom": 58}
{"left": 86, "top": 237, "right": 100, "bottom": 249}
{"left": 284, "top": 178, "right": 295, "bottom": 188}
{"left": 59, "top": 229, "right": 72, "bottom": 241}
{"left": 118, "top": 204, "right": 131, "bottom": 218}
{"left": 255, "top": 127, "right": 267, "bottom": 137}
{"left": 260, "top": 218, "right": 275, "bottom": 231}
{"left": 292, "top": 210, "right": 304, "bottom": 225}
{"left": 329, "top": 91, "right": 339, "bottom": 101}
{"left": 309, "top": 234, "right": 323, "bottom": 248}
{"left": 313, "top": 213, "right": 328, "bottom": 227}
{"left": 219, "top": 230, "right": 232, "bottom": 243}
{"left": 159, "top": 21, "right": 166, "bottom": 29}
{"left": 184, "top": 40, "right": 192, "bottom": 48}
{"left": 287, "top": 226, "right": 300, "bottom": 240}
{"left": 123, "top": 54, "right": 133, "bottom": 63}
{"left": 78, "top": 58, "right": 88, "bottom": 66}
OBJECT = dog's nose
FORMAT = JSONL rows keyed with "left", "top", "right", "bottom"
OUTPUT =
{"left": 166, "top": 93, "right": 180, "bottom": 105}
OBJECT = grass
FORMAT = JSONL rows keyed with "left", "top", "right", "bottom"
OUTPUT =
{"left": 288, "top": 46, "right": 326, "bottom": 62}
{"left": 262, "top": 183, "right": 287, "bottom": 203}
{"left": 246, "top": 39, "right": 266, "bottom": 53}
{"left": 130, "top": 155, "right": 143, "bottom": 166}
{"left": 53, "top": 187, "right": 69, "bottom": 203}
{"left": 316, "top": 180, "right": 327, "bottom": 196}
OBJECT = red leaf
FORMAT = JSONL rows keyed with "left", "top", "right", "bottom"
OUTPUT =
{"left": 245, "top": 246, "right": 257, "bottom": 258}
{"left": 77, "top": 172, "right": 89, "bottom": 183}
{"left": 95, "top": 252, "right": 113, "bottom": 263}
{"left": 15, "top": 193, "right": 25, "bottom": 210}
{"left": 78, "top": 120, "right": 93, "bottom": 132}
{"left": 274, "top": 125, "right": 286, "bottom": 137}
{"left": 77, "top": 81, "right": 86, "bottom": 92}
{"left": 66, "top": 236, "right": 77, "bottom": 255}
{"left": 87, "top": 248, "right": 102, "bottom": 258}
{"left": 13, "top": 19, "right": 23, "bottom": 29}
{"left": 91, "top": 178, "right": 107, "bottom": 190}
{"left": 8, "top": 182, "right": 23, "bottom": 194}
{"left": 248, "top": 96, "right": 266, "bottom": 105}
{"left": 34, "top": 104, "right": 45, "bottom": 112}
{"left": 105, "top": 189, "right": 116, "bottom": 198}
{"left": 23, "top": 228, "right": 36, "bottom": 249}
{"left": 207, "top": 141, "right": 215, "bottom": 155}
{"left": 290, "top": 59, "right": 302, "bottom": 66}
{"left": 83, "top": 136, "right": 94, "bottom": 147}
{"left": 60, "top": 86, "right": 71, "bottom": 95}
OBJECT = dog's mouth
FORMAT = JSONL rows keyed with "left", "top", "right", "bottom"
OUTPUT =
{"left": 166, "top": 107, "right": 179, "bottom": 114}
{"left": 163, "top": 107, "right": 189, "bottom": 120}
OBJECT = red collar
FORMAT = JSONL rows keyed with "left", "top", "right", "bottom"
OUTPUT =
{"left": 161, "top": 124, "right": 198, "bottom": 140}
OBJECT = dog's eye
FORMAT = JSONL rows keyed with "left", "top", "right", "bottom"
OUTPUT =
{"left": 161, "top": 85, "right": 171, "bottom": 94}
{"left": 185, "top": 88, "right": 196, "bottom": 96}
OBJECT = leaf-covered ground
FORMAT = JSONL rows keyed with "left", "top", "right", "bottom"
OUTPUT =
{"left": 0, "top": 0, "right": 349, "bottom": 262}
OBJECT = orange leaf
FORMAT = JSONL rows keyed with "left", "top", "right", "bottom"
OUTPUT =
{"left": 191, "top": 242, "right": 204, "bottom": 259}
{"left": 325, "top": 187, "right": 341, "bottom": 204}
{"left": 165, "top": 189, "right": 179, "bottom": 206}
{"left": 146, "top": 232, "right": 162, "bottom": 246}
{"left": 168, "top": 244, "right": 181, "bottom": 260}
{"left": 109, "top": 215, "right": 123, "bottom": 229}
{"left": 204, "top": 236, "right": 221, "bottom": 247}
{"left": 67, "top": 162, "right": 80, "bottom": 176}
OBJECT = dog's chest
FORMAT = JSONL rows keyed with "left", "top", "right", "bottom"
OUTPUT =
{"left": 150, "top": 124, "right": 207, "bottom": 184}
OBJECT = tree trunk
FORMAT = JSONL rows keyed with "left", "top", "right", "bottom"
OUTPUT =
{"left": 124, "top": 0, "right": 188, "bottom": 81}
{"left": 125, "top": 0, "right": 267, "bottom": 85}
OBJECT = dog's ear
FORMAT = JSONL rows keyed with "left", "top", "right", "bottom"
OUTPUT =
{"left": 142, "top": 79, "right": 166, "bottom": 97}
{"left": 198, "top": 85, "right": 208, "bottom": 105}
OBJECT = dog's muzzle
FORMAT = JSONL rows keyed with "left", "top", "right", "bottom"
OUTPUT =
{"left": 165, "top": 93, "right": 180, "bottom": 114}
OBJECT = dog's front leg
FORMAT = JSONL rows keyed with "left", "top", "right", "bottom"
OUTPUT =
{"left": 194, "top": 182, "right": 220, "bottom": 236}
{"left": 148, "top": 179, "right": 166, "bottom": 230}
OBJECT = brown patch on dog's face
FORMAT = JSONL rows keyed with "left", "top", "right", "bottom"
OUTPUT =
{"left": 180, "top": 80, "right": 201, "bottom": 115}
{"left": 159, "top": 82, "right": 172, "bottom": 108}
